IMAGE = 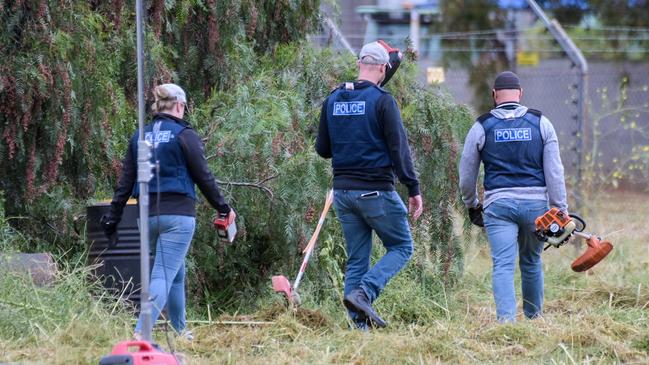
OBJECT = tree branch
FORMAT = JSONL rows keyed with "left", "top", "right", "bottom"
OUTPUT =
{"left": 216, "top": 174, "right": 278, "bottom": 200}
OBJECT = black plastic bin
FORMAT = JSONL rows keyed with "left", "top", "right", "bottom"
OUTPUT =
{"left": 87, "top": 201, "right": 154, "bottom": 305}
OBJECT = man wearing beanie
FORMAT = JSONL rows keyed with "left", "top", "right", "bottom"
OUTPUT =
{"left": 459, "top": 71, "right": 568, "bottom": 323}
{"left": 315, "top": 41, "right": 423, "bottom": 330}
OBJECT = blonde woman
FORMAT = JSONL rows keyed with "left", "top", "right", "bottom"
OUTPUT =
{"left": 101, "top": 83, "right": 235, "bottom": 339}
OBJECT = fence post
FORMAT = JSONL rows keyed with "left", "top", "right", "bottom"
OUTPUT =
{"left": 526, "top": 0, "right": 589, "bottom": 210}
{"left": 322, "top": 16, "right": 356, "bottom": 56}
{"left": 410, "top": 8, "right": 420, "bottom": 53}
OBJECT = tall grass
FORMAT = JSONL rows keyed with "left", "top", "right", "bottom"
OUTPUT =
{"left": 1, "top": 190, "right": 648, "bottom": 364}
{"left": 0, "top": 261, "right": 134, "bottom": 364}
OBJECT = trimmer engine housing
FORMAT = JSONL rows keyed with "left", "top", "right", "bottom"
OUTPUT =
{"left": 534, "top": 208, "right": 576, "bottom": 247}
{"left": 534, "top": 208, "right": 613, "bottom": 272}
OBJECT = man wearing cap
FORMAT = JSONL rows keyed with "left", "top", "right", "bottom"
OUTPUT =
{"left": 315, "top": 41, "right": 423, "bottom": 329}
{"left": 102, "top": 83, "right": 235, "bottom": 339}
{"left": 459, "top": 71, "right": 568, "bottom": 323}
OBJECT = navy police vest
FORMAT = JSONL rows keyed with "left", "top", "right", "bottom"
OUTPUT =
{"left": 132, "top": 116, "right": 197, "bottom": 200}
{"left": 326, "top": 84, "right": 392, "bottom": 169}
{"left": 479, "top": 109, "right": 545, "bottom": 191}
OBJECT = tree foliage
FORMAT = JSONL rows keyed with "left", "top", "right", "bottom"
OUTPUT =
{"left": 536, "top": 0, "right": 589, "bottom": 25}
{"left": 1, "top": 1, "right": 473, "bottom": 311}
{"left": 591, "top": 0, "right": 649, "bottom": 27}
{"left": 439, "top": 0, "right": 507, "bottom": 112}
{"left": 185, "top": 46, "right": 473, "bottom": 308}
{"left": 0, "top": 0, "right": 320, "bottom": 243}
{"left": 537, "top": 0, "right": 649, "bottom": 27}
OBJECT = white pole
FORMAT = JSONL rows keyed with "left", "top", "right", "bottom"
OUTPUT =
{"left": 410, "top": 9, "right": 420, "bottom": 53}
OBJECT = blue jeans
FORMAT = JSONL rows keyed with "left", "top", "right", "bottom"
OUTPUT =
{"left": 135, "top": 215, "right": 196, "bottom": 333}
{"left": 333, "top": 190, "right": 414, "bottom": 325}
{"left": 483, "top": 199, "right": 548, "bottom": 322}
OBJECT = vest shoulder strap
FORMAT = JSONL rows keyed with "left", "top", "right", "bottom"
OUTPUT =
{"left": 521, "top": 109, "right": 542, "bottom": 128}
{"left": 477, "top": 112, "right": 492, "bottom": 124}
{"left": 330, "top": 83, "right": 346, "bottom": 94}
{"left": 526, "top": 108, "right": 542, "bottom": 118}
{"left": 151, "top": 118, "right": 191, "bottom": 137}
{"left": 330, "top": 82, "right": 359, "bottom": 93}
{"left": 370, "top": 84, "right": 389, "bottom": 94}
{"left": 329, "top": 83, "right": 390, "bottom": 95}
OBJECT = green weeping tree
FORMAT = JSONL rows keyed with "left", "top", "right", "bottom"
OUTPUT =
{"left": 439, "top": 0, "right": 507, "bottom": 112}
{"left": 0, "top": 0, "right": 320, "bottom": 245}
{"left": 0, "top": 0, "right": 473, "bottom": 314}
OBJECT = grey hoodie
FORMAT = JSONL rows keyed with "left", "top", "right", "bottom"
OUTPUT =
{"left": 459, "top": 103, "right": 568, "bottom": 211}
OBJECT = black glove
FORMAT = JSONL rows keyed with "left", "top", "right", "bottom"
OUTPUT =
{"left": 100, "top": 213, "right": 119, "bottom": 247}
{"left": 468, "top": 204, "right": 484, "bottom": 227}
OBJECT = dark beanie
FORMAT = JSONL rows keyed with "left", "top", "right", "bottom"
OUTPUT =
{"left": 493, "top": 71, "right": 521, "bottom": 90}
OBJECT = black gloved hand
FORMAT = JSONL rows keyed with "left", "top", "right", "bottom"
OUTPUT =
{"left": 100, "top": 213, "right": 119, "bottom": 247}
{"left": 468, "top": 204, "right": 484, "bottom": 227}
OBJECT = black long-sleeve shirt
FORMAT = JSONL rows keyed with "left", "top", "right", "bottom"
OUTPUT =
{"left": 109, "top": 114, "right": 230, "bottom": 218}
{"left": 315, "top": 81, "right": 420, "bottom": 197}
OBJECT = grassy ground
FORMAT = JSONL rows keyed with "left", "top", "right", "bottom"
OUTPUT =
{"left": 1, "top": 190, "right": 648, "bottom": 364}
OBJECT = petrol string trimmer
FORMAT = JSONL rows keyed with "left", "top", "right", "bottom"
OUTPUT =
{"left": 534, "top": 208, "right": 614, "bottom": 272}
{"left": 272, "top": 189, "right": 334, "bottom": 306}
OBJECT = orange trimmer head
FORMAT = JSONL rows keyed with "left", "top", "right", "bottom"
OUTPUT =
{"left": 570, "top": 235, "right": 614, "bottom": 272}
{"left": 271, "top": 275, "right": 295, "bottom": 304}
{"left": 535, "top": 208, "right": 614, "bottom": 272}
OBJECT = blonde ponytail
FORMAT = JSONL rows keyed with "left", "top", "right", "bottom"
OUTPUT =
{"left": 151, "top": 85, "right": 177, "bottom": 113}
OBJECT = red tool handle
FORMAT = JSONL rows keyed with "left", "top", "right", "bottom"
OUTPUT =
{"left": 302, "top": 190, "right": 334, "bottom": 254}
{"left": 377, "top": 39, "right": 399, "bottom": 54}
{"left": 111, "top": 340, "right": 155, "bottom": 354}
{"left": 214, "top": 211, "right": 235, "bottom": 226}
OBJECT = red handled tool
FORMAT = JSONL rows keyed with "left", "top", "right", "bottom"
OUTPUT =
{"left": 214, "top": 211, "right": 237, "bottom": 243}
{"left": 272, "top": 190, "right": 334, "bottom": 305}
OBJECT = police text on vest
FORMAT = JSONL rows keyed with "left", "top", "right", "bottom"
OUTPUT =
{"left": 494, "top": 128, "right": 532, "bottom": 142}
{"left": 145, "top": 131, "right": 172, "bottom": 143}
{"left": 333, "top": 101, "right": 366, "bottom": 116}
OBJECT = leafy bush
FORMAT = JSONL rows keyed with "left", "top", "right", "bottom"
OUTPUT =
{"left": 184, "top": 44, "right": 473, "bottom": 311}
{"left": 1, "top": 2, "right": 473, "bottom": 313}
{"left": 0, "top": 0, "right": 320, "bottom": 250}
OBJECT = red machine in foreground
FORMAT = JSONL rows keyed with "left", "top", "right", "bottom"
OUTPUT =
{"left": 535, "top": 208, "right": 614, "bottom": 272}
{"left": 99, "top": 341, "right": 179, "bottom": 365}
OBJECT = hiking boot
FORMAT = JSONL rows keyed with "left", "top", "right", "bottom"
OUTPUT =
{"left": 343, "top": 288, "right": 387, "bottom": 328}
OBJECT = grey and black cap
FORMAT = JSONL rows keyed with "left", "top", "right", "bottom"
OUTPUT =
{"left": 493, "top": 71, "right": 521, "bottom": 90}
{"left": 358, "top": 41, "right": 390, "bottom": 66}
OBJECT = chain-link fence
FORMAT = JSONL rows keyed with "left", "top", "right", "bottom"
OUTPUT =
{"left": 309, "top": 2, "right": 649, "bottom": 200}
{"left": 444, "top": 58, "right": 649, "bottom": 198}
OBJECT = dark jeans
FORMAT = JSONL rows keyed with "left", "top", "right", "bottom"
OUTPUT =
{"left": 333, "top": 189, "right": 414, "bottom": 325}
